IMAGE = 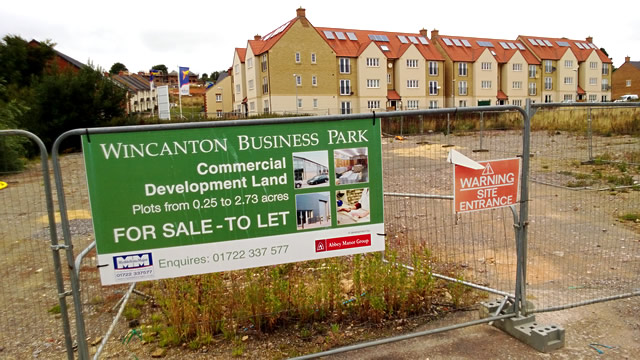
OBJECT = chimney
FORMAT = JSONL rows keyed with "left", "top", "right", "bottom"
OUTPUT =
{"left": 586, "top": 36, "right": 593, "bottom": 43}
{"left": 625, "top": 56, "right": 631, "bottom": 63}
{"left": 296, "top": 7, "right": 306, "bottom": 18}
{"left": 420, "top": 29, "right": 428, "bottom": 38}
{"left": 431, "top": 29, "right": 439, "bottom": 39}
{"left": 254, "top": 34, "right": 262, "bottom": 41}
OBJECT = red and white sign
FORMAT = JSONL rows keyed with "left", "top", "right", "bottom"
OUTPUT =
{"left": 315, "top": 234, "right": 371, "bottom": 252}
{"left": 454, "top": 158, "right": 521, "bottom": 213}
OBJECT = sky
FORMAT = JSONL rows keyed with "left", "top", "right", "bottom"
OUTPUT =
{"left": 2, "top": 1, "right": 638, "bottom": 76}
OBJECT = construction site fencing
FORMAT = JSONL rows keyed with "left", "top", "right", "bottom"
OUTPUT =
{"left": 525, "top": 102, "right": 640, "bottom": 313}
{"left": 5, "top": 102, "right": 637, "bottom": 359}
{"left": 0, "top": 130, "right": 73, "bottom": 359}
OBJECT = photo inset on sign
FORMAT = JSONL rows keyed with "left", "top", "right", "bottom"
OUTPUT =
{"left": 336, "top": 188, "right": 371, "bottom": 225}
{"left": 334, "top": 148, "right": 369, "bottom": 185}
{"left": 292, "top": 151, "right": 329, "bottom": 189}
{"left": 296, "top": 192, "right": 331, "bottom": 230}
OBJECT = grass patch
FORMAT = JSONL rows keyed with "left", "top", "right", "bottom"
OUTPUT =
{"left": 619, "top": 213, "right": 640, "bottom": 222}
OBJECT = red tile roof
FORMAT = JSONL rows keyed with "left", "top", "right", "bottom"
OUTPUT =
{"left": 518, "top": 35, "right": 612, "bottom": 64}
{"left": 235, "top": 48, "right": 246, "bottom": 62}
{"left": 434, "top": 35, "right": 539, "bottom": 64}
{"left": 252, "top": 18, "right": 298, "bottom": 55}
{"left": 316, "top": 27, "right": 444, "bottom": 61}
{"left": 577, "top": 86, "right": 586, "bottom": 95}
{"left": 497, "top": 90, "right": 508, "bottom": 100}
{"left": 387, "top": 90, "right": 401, "bottom": 100}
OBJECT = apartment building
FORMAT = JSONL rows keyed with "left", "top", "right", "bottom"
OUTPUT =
{"left": 229, "top": 8, "right": 613, "bottom": 113}
{"left": 612, "top": 56, "right": 640, "bottom": 100}
{"left": 518, "top": 36, "right": 612, "bottom": 103}
{"left": 233, "top": 8, "right": 445, "bottom": 115}
{"left": 431, "top": 31, "right": 540, "bottom": 107}
{"left": 204, "top": 68, "right": 234, "bottom": 118}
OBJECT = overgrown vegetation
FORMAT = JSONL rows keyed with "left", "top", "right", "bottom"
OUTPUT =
{"left": 133, "top": 250, "right": 476, "bottom": 353}
{"left": 556, "top": 157, "right": 638, "bottom": 188}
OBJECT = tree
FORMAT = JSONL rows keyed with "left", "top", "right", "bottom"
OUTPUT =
{"left": 0, "top": 77, "right": 29, "bottom": 171}
{"left": 20, "top": 66, "right": 127, "bottom": 149}
{"left": 109, "top": 62, "right": 128, "bottom": 74}
{"left": 201, "top": 73, "right": 209, "bottom": 81}
{"left": 151, "top": 64, "right": 168, "bottom": 74}
{"left": 211, "top": 71, "right": 220, "bottom": 82}
{"left": 0, "top": 35, "right": 54, "bottom": 86}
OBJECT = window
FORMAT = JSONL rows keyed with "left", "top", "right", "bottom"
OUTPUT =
{"left": 387, "top": 73, "right": 391, "bottom": 84}
{"left": 564, "top": 60, "right": 573, "bottom": 68}
{"left": 513, "top": 63, "right": 523, "bottom": 72}
{"left": 235, "top": 84, "right": 240, "bottom": 93}
{"left": 264, "top": 100, "right": 269, "bottom": 113}
{"left": 627, "top": 80, "right": 632, "bottom": 87}
{"left": 601, "top": 79, "right": 609, "bottom": 91}
{"left": 313, "top": 98, "right": 318, "bottom": 108}
{"left": 250, "top": 102, "right": 255, "bottom": 111}
{"left": 247, "top": 57, "right": 253, "bottom": 69}
{"left": 563, "top": 94, "right": 573, "bottom": 101}
{"left": 545, "top": 77, "right": 552, "bottom": 90}
{"left": 544, "top": 60, "right": 553, "bottom": 73}
{"left": 544, "top": 95, "right": 553, "bottom": 103}
{"left": 481, "top": 80, "right": 491, "bottom": 89}
{"left": 407, "top": 80, "right": 419, "bottom": 88}
{"left": 295, "top": 52, "right": 301, "bottom": 63}
{"left": 296, "top": 75, "right": 301, "bottom": 86}
{"left": 262, "top": 77, "right": 268, "bottom": 94}
{"left": 311, "top": 53, "right": 316, "bottom": 64}
{"left": 590, "top": 61, "right": 597, "bottom": 69}
{"left": 458, "top": 62, "right": 468, "bottom": 76}
{"left": 563, "top": 77, "right": 573, "bottom": 85}
{"left": 529, "top": 82, "right": 537, "bottom": 95}
{"left": 429, "top": 100, "right": 438, "bottom": 109}
{"left": 602, "top": 64, "right": 609, "bottom": 75}
{"left": 529, "top": 65, "right": 537, "bottom": 78}
{"left": 339, "top": 58, "right": 351, "bottom": 73}
{"left": 235, "top": 64, "right": 239, "bottom": 74}
{"left": 366, "top": 79, "right": 380, "bottom": 88}
{"left": 458, "top": 80, "right": 467, "bottom": 95}
{"left": 217, "top": 110, "right": 223, "bottom": 117}
{"left": 429, "top": 81, "right": 439, "bottom": 95}
{"left": 407, "top": 100, "right": 419, "bottom": 109}
{"left": 366, "top": 58, "right": 379, "bottom": 67}
{"left": 459, "top": 100, "right": 467, "bottom": 107}
{"left": 512, "top": 81, "right": 522, "bottom": 89}
{"left": 407, "top": 59, "right": 419, "bottom": 68}
{"left": 429, "top": 61, "right": 438, "bottom": 76}
{"left": 261, "top": 54, "right": 267, "bottom": 71}
{"left": 512, "top": 99, "right": 522, "bottom": 107}
{"left": 601, "top": 95, "right": 608, "bottom": 102}
{"left": 297, "top": 98, "right": 302, "bottom": 108}
{"left": 216, "top": 94, "right": 222, "bottom": 102}
{"left": 589, "top": 77, "right": 597, "bottom": 85}
{"left": 481, "top": 62, "right": 492, "bottom": 70}
{"left": 367, "top": 100, "right": 380, "bottom": 109}
{"left": 312, "top": 75, "right": 317, "bottom": 86}
{"left": 248, "top": 79, "right": 254, "bottom": 90}
{"left": 340, "top": 79, "right": 351, "bottom": 95}
{"left": 341, "top": 101, "right": 351, "bottom": 114}
{"left": 588, "top": 94, "right": 597, "bottom": 102}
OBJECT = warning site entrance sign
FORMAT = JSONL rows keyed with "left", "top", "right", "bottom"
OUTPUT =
{"left": 454, "top": 158, "right": 521, "bottom": 213}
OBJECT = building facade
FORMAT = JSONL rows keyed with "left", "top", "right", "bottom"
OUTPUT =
{"left": 204, "top": 68, "right": 234, "bottom": 117}
{"left": 612, "top": 56, "right": 640, "bottom": 101}
{"left": 228, "top": 8, "right": 614, "bottom": 113}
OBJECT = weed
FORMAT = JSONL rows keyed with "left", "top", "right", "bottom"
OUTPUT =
{"left": 619, "top": 213, "right": 640, "bottom": 222}
{"left": 606, "top": 174, "right": 634, "bottom": 186}
{"left": 330, "top": 323, "right": 339, "bottom": 334}
{"left": 123, "top": 305, "right": 141, "bottom": 321}
{"left": 617, "top": 162, "right": 628, "bottom": 173}
{"left": 48, "top": 304, "right": 61, "bottom": 314}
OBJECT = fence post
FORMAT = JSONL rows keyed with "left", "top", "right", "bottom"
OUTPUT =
{"left": 52, "top": 134, "right": 90, "bottom": 360}
{"left": 516, "top": 100, "right": 533, "bottom": 315}
{"left": 587, "top": 107, "right": 593, "bottom": 162}
{"left": 0, "top": 130, "right": 75, "bottom": 359}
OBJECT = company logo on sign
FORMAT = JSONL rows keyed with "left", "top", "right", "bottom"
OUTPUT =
{"left": 315, "top": 240, "right": 327, "bottom": 252}
{"left": 113, "top": 253, "right": 153, "bottom": 270}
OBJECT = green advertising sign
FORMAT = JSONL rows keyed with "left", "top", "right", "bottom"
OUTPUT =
{"left": 83, "top": 119, "right": 384, "bottom": 284}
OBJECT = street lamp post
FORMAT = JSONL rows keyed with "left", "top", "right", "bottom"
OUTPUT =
{"left": 293, "top": 73, "right": 299, "bottom": 113}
